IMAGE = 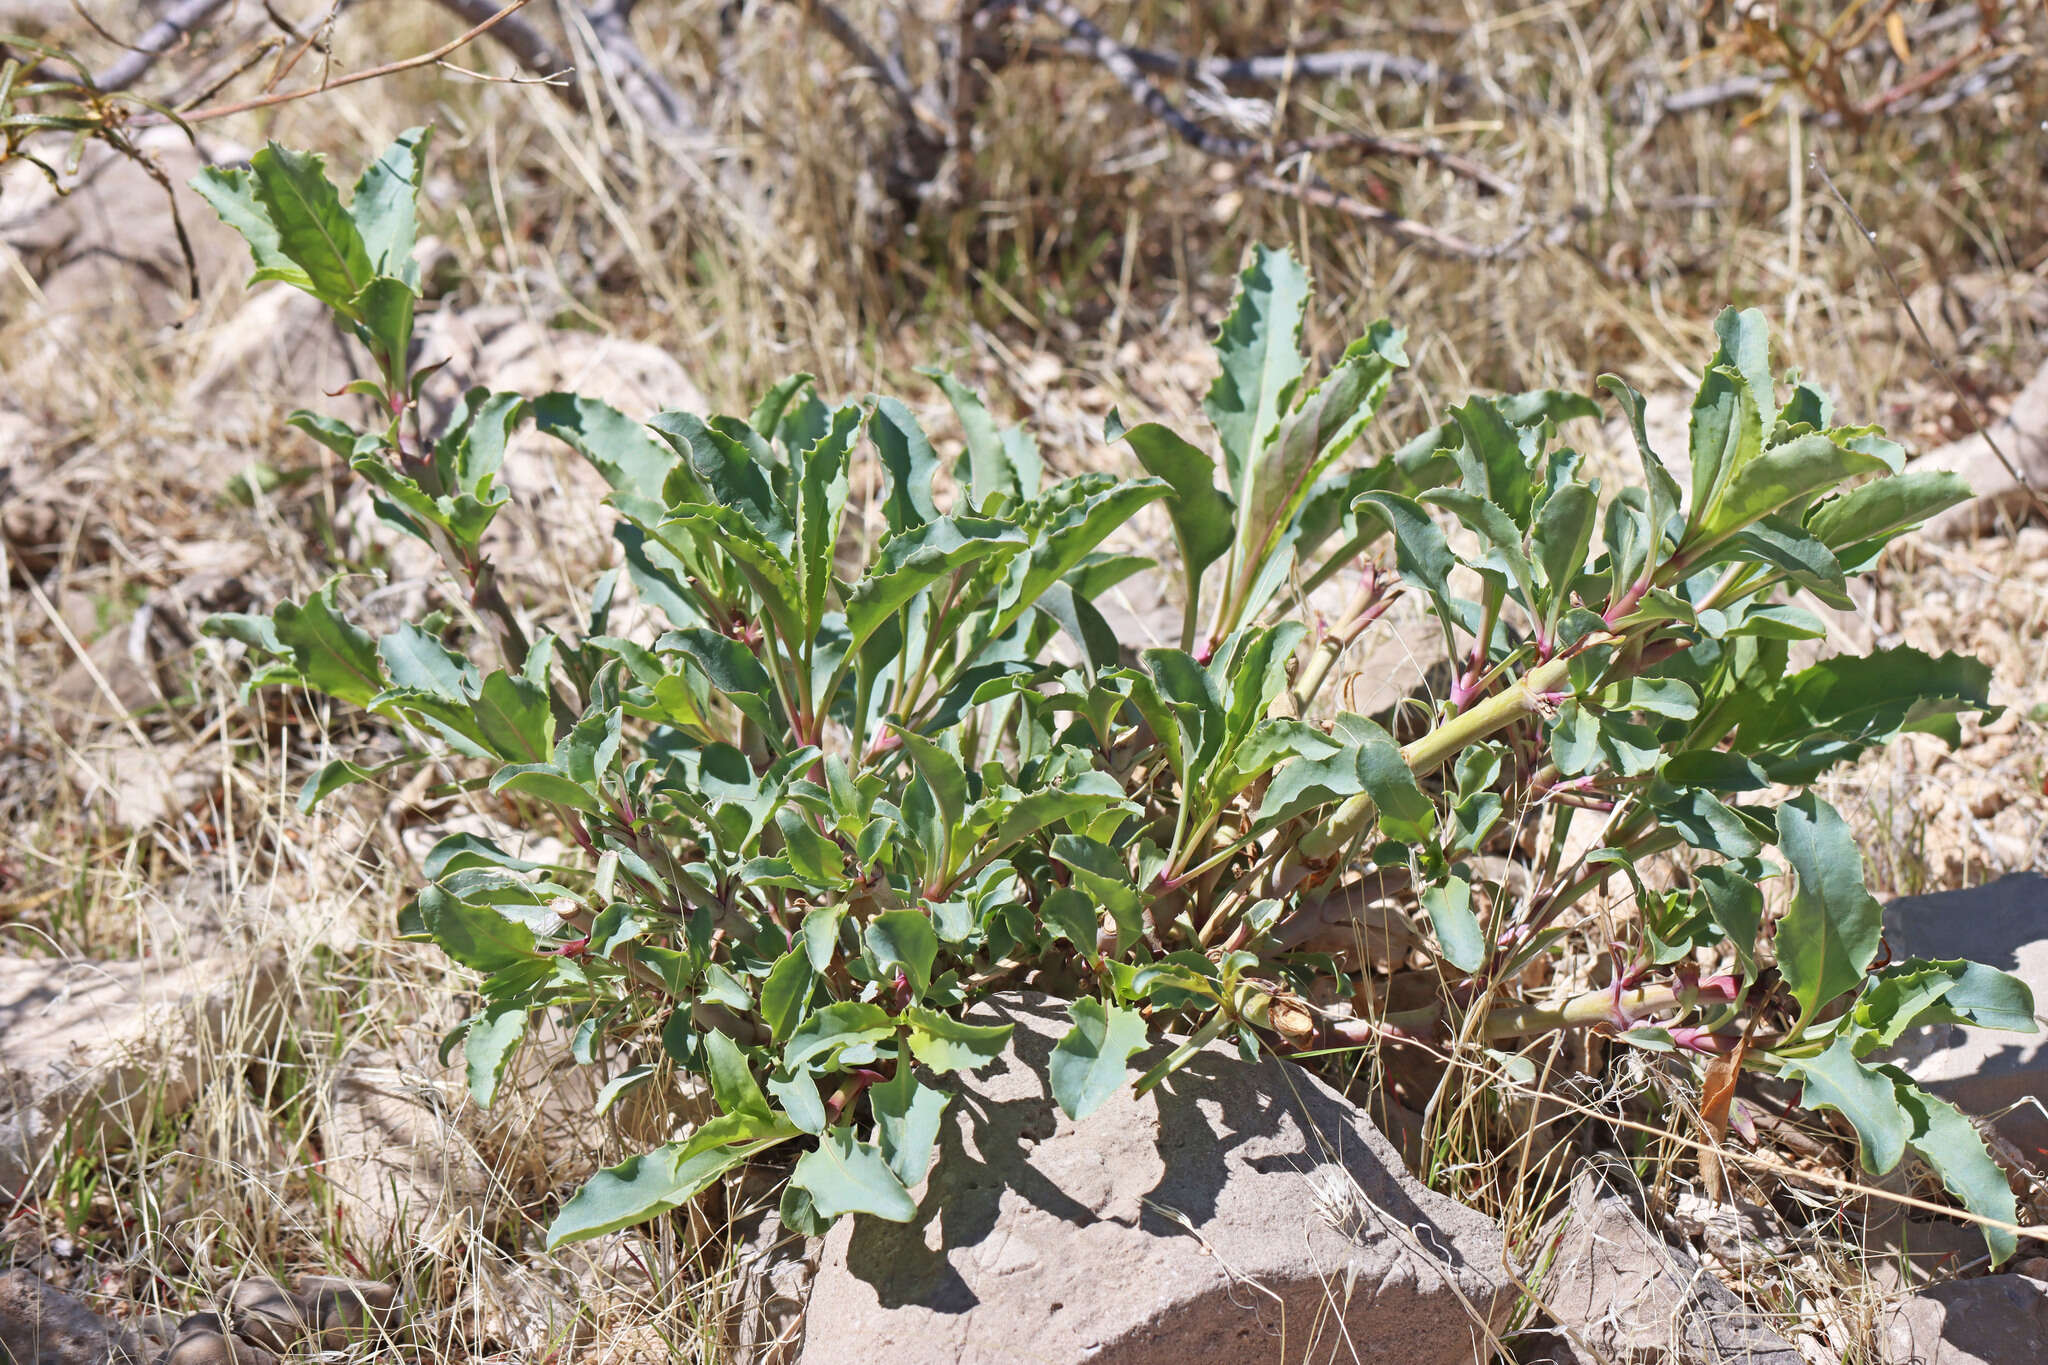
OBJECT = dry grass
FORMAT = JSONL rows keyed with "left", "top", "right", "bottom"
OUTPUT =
{"left": 4, "top": 1, "right": 2047, "bottom": 1360}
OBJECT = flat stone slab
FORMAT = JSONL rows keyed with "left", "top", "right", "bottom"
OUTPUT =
{"left": 799, "top": 992, "right": 1512, "bottom": 1365}
{"left": 1881, "top": 874, "right": 2048, "bottom": 1157}
{"left": 1881, "top": 1273, "right": 2048, "bottom": 1364}
{"left": 1534, "top": 1170, "right": 1802, "bottom": 1365}
{"left": 0, "top": 953, "right": 279, "bottom": 1200}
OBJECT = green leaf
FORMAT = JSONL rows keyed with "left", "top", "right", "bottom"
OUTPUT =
{"left": 1117, "top": 419, "right": 1235, "bottom": 606}
{"left": 1887, "top": 958, "right": 2038, "bottom": 1035}
{"left": 272, "top": 583, "right": 383, "bottom": 706}
{"left": 245, "top": 142, "right": 374, "bottom": 308}
{"left": 900, "top": 1007, "right": 1012, "bottom": 1074}
{"left": 1534, "top": 482, "right": 1598, "bottom": 638}
{"left": 844, "top": 516, "right": 1028, "bottom": 653}
{"left": 784, "top": 1000, "right": 897, "bottom": 1072}
{"left": 1421, "top": 876, "right": 1486, "bottom": 973}
{"left": 378, "top": 622, "right": 477, "bottom": 701}
{"left": 546, "top": 1112, "right": 800, "bottom": 1248}
{"left": 351, "top": 276, "right": 416, "bottom": 375}
{"left": 473, "top": 670, "right": 555, "bottom": 763}
{"left": 704, "top": 1029, "right": 771, "bottom": 1121}
{"left": 490, "top": 763, "right": 600, "bottom": 814}
{"left": 1775, "top": 793, "right": 1883, "bottom": 1026}
{"left": 1885, "top": 1074, "right": 2020, "bottom": 1265}
{"left": 1691, "top": 433, "right": 1890, "bottom": 549}
{"left": 794, "top": 405, "right": 859, "bottom": 631}
{"left": 1206, "top": 244, "right": 1310, "bottom": 493}
{"left": 1806, "top": 469, "right": 1973, "bottom": 570}
{"left": 869, "top": 396, "right": 942, "bottom": 531}
{"left": 191, "top": 164, "right": 306, "bottom": 291}
{"left": 1232, "top": 323, "right": 1404, "bottom": 600}
{"left": 872, "top": 1065, "right": 949, "bottom": 1189}
{"left": 1049, "top": 997, "right": 1151, "bottom": 1121}
{"left": 923, "top": 370, "right": 1033, "bottom": 508}
{"left": 760, "top": 949, "right": 815, "bottom": 1043}
{"left": 1600, "top": 376, "right": 1683, "bottom": 552}
{"left": 533, "top": 393, "right": 676, "bottom": 502}
{"left": 465, "top": 1001, "right": 529, "bottom": 1107}
{"left": 1688, "top": 308, "right": 1775, "bottom": 527}
{"left": 865, "top": 911, "right": 939, "bottom": 1001}
{"left": 413, "top": 883, "right": 537, "bottom": 972}
{"left": 1731, "top": 647, "right": 1997, "bottom": 784}
{"left": 1353, "top": 491, "right": 1455, "bottom": 603}
{"left": 1048, "top": 836, "right": 1144, "bottom": 946}
{"left": 791, "top": 1125, "right": 918, "bottom": 1222}
{"left": 349, "top": 125, "right": 431, "bottom": 283}
{"left": 1781, "top": 1036, "right": 1909, "bottom": 1175}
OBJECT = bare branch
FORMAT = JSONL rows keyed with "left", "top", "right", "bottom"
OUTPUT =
{"left": 429, "top": 0, "right": 581, "bottom": 103}
{"left": 1018, "top": 0, "right": 1521, "bottom": 259}
{"left": 89, "top": 0, "right": 233, "bottom": 92}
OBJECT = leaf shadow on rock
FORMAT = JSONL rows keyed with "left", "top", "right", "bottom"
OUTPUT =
{"left": 840, "top": 994, "right": 1459, "bottom": 1315}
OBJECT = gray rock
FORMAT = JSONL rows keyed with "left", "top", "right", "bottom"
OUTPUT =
{"left": 0, "top": 955, "right": 280, "bottom": 1201}
{"left": 725, "top": 1171, "right": 820, "bottom": 1365}
{"left": 1535, "top": 1170, "right": 1803, "bottom": 1365}
{"left": 1880, "top": 1273, "right": 2048, "bottom": 1364}
{"left": 0, "top": 1270, "right": 146, "bottom": 1365}
{"left": 1881, "top": 874, "right": 2048, "bottom": 1159}
{"left": 1907, "top": 358, "right": 2048, "bottom": 541}
{"left": 799, "top": 992, "right": 1513, "bottom": 1365}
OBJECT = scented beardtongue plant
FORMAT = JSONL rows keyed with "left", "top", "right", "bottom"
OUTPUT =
{"left": 192, "top": 130, "right": 2034, "bottom": 1260}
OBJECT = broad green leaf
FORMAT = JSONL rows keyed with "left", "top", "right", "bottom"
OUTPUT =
{"left": 272, "top": 583, "right": 383, "bottom": 706}
{"left": 1049, "top": 997, "right": 1151, "bottom": 1121}
{"left": 246, "top": 142, "right": 373, "bottom": 307}
{"left": 900, "top": 1007, "right": 1012, "bottom": 1074}
{"left": 1888, "top": 958, "right": 2037, "bottom": 1034}
{"left": 1721, "top": 515, "right": 1850, "bottom": 610}
{"left": 472, "top": 670, "right": 555, "bottom": 763}
{"left": 1885, "top": 1074, "right": 2020, "bottom": 1265}
{"left": 784, "top": 1000, "right": 897, "bottom": 1072}
{"left": 1780, "top": 1036, "right": 1909, "bottom": 1176}
{"left": 489, "top": 763, "right": 601, "bottom": 814}
{"left": 1533, "top": 482, "right": 1597, "bottom": 638}
{"left": 1049, "top": 835, "right": 1144, "bottom": 946}
{"left": 1232, "top": 324, "right": 1404, "bottom": 600}
{"left": 352, "top": 276, "right": 416, "bottom": 374}
{"left": 1447, "top": 396, "right": 1538, "bottom": 527}
{"left": 760, "top": 949, "right": 815, "bottom": 1043}
{"left": 1691, "top": 433, "right": 1889, "bottom": 549}
{"left": 1206, "top": 244, "right": 1310, "bottom": 491}
{"left": 869, "top": 396, "right": 942, "bottom": 531}
{"left": 415, "top": 882, "right": 536, "bottom": 973}
{"left": 1731, "top": 647, "right": 1996, "bottom": 784}
{"left": 465, "top": 1001, "right": 529, "bottom": 1106}
{"left": 988, "top": 479, "right": 1170, "bottom": 643}
{"left": 1353, "top": 491, "right": 1455, "bottom": 603}
{"left": 872, "top": 1065, "right": 949, "bottom": 1189}
{"left": 545, "top": 1112, "right": 799, "bottom": 1247}
{"left": 704, "top": 1029, "right": 771, "bottom": 1121}
{"left": 349, "top": 125, "right": 430, "bottom": 283}
{"left": 844, "top": 516, "right": 1028, "bottom": 652}
{"left": 865, "top": 911, "right": 939, "bottom": 1001}
{"left": 191, "top": 164, "right": 306, "bottom": 290}
{"left": 1688, "top": 308, "right": 1774, "bottom": 526}
{"left": 1421, "top": 876, "right": 1486, "bottom": 973}
{"left": 1807, "top": 469, "right": 1972, "bottom": 570}
{"left": 1117, "top": 418, "right": 1235, "bottom": 607}
{"left": 534, "top": 393, "right": 676, "bottom": 502}
{"left": 378, "top": 622, "right": 477, "bottom": 701}
{"left": 791, "top": 1125, "right": 918, "bottom": 1222}
{"left": 1853, "top": 964, "right": 1963, "bottom": 1055}
{"left": 1775, "top": 794, "right": 1882, "bottom": 1025}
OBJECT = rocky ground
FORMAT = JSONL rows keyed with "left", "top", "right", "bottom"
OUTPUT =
{"left": 5, "top": 3, "right": 2048, "bottom": 1362}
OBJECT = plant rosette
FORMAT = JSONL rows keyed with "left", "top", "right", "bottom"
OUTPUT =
{"left": 195, "top": 129, "right": 2034, "bottom": 1261}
